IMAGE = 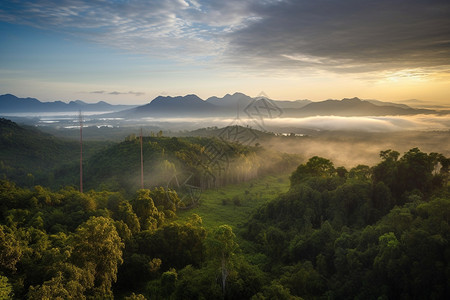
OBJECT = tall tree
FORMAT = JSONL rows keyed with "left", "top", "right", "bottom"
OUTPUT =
{"left": 207, "top": 225, "right": 239, "bottom": 296}
{"left": 71, "top": 216, "right": 124, "bottom": 297}
{"left": 0, "top": 225, "right": 22, "bottom": 273}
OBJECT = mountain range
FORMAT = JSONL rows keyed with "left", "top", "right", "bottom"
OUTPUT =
{"left": 0, "top": 94, "right": 136, "bottom": 113}
{"left": 281, "top": 97, "right": 434, "bottom": 117}
{"left": 124, "top": 94, "right": 218, "bottom": 117}
{"left": 113, "top": 93, "right": 436, "bottom": 118}
{"left": 0, "top": 92, "right": 440, "bottom": 118}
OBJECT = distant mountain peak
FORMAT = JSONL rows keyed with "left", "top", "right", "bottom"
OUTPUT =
{"left": 185, "top": 93, "right": 202, "bottom": 98}
{"left": 0, "top": 94, "right": 135, "bottom": 113}
{"left": 205, "top": 92, "right": 254, "bottom": 108}
{"left": 1, "top": 93, "right": 16, "bottom": 98}
{"left": 284, "top": 95, "right": 435, "bottom": 117}
{"left": 341, "top": 97, "right": 362, "bottom": 102}
{"left": 150, "top": 94, "right": 205, "bottom": 105}
{"left": 70, "top": 100, "right": 87, "bottom": 105}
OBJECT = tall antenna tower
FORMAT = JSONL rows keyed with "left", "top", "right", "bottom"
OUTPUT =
{"left": 140, "top": 128, "right": 144, "bottom": 189}
{"left": 79, "top": 111, "right": 83, "bottom": 193}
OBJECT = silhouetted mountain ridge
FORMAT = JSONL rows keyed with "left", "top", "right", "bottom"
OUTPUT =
{"left": 118, "top": 94, "right": 218, "bottom": 117}
{"left": 1, "top": 93, "right": 440, "bottom": 117}
{"left": 206, "top": 92, "right": 254, "bottom": 108}
{"left": 127, "top": 95, "right": 435, "bottom": 117}
{"left": 0, "top": 94, "right": 136, "bottom": 113}
{"left": 283, "top": 97, "right": 434, "bottom": 117}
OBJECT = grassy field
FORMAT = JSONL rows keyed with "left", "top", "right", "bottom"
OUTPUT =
{"left": 176, "top": 174, "right": 290, "bottom": 233}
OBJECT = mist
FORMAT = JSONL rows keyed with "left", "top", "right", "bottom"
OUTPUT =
{"left": 261, "top": 130, "right": 450, "bottom": 168}
{"left": 12, "top": 112, "right": 450, "bottom": 169}
{"left": 138, "top": 115, "right": 450, "bottom": 169}
{"left": 264, "top": 114, "right": 450, "bottom": 132}
{"left": 135, "top": 114, "right": 450, "bottom": 133}
{"left": 14, "top": 112, "right": 448, "bottom": 133}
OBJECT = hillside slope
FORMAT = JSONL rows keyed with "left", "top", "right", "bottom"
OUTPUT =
{"left": 0, "top": 118, "right": 105, "bottom": 187}
{"left": 83, "top": 134, "right": 300, "bottom": 193}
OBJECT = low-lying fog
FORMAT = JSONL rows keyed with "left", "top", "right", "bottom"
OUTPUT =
{"left": 262, "top": 115, "right": 450, "bottom": 167}
{"left": 266, "top": 115, "right": 450, "bottom": 132}
{"left": 8, "top": 113, "right": 450, "bottom": 168}
{"left": 263, "top": 130, "right": 450, "bottom": 167}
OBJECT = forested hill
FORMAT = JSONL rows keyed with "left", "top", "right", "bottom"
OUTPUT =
{"left": 0, "top": 118, "right": 106, "bottom": 186}
{"left": 243, "top": 149, "right": 450, "bottom": 299}
{"left": 0, "top": 119, "right": 300, "bottom": 191}
{"left": 82, "top": 134, "right": 300, "bottom": 192}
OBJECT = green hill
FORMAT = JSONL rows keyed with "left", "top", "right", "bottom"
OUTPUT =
{"left": 0, "top": 119, "right": 300, "bottom": 193}
{"left": 0, "top": 118, "right": 107, "bottom": 187}
{"left": 241, "top": 149, "right": 450, "bottom": 299}
{"left": 83, "top": 134, "right": 300, "bottom": 194}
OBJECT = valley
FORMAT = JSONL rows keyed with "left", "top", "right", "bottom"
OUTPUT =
{"left": 1, "top": 114, "right": 449, "bottom": 299}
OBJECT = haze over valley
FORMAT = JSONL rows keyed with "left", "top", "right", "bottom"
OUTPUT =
{"left": 2, "top": 91, "right": 449, "bottom": 168}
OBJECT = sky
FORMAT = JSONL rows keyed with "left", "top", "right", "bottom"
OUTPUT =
{"left": 0, "top": 0, "right": 449, "bottom": 105}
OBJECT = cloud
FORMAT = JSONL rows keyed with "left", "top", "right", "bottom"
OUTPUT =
{"left": 110, "top": 91, "right": 145, "bottom": 96}
{"left": 0, "top": 0, "right": 252, "bottom": 59}
{"left": 89, "top": 90, "right": 145, "bottom": 96}
{"left": 227, "top": 0, "right": 450, "bottom": 74}
{"left": 1, "top": 0, "right": 449, "bottom": 75}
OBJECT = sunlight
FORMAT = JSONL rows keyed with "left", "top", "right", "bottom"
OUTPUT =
{"left": 382, "top": 69, "right": 429, "bottom": 83}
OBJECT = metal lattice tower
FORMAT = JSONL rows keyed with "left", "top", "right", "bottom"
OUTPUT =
{"left": 79, "top": 111, "right": 83, "bottom": 193}
{"left": 140, "top": 128, "right": 144, "bottom": 189}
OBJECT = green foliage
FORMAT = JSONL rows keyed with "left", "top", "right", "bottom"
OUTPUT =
{"left": 3, "top": 120, "right": 295, "bottom": 192}
{"left": 132, "top": 189, "right": 165, "bottom": 230}
{"left": 173, "top": 264, "right": 222, "bottom": 299}
{"left": 0, "top": 179, "right": 210, "bottom": 299}
{"left": 82, "top": 135, "right": 277, "bottom": 191}
{"left": 0, "top": 225, "right": 22, "bottom": 272}
{"left": 251, "top": 281, "right": 302, "bottom": 300}
{"left": 125, "top": 292, "right": 147, "bottom": 300}
{"left": 0, "top": 118, "right": 104, "bottom": 188}
{"left": 243, "top": 148, "right": 449, "bottom": 299}
{"left": 134, "top": 221, "right": 207, "bottom": 270}
{"left": 0, "top": 146, "right": 448, "bottom": 299}
{"left": 207, "top": 225, "right": 239, "bottom": 295}
{"left": 27, "top": 272, "right": 86, "bottom": 300}
{"left": 71, "top": 216, "right": 124, "bottom": 297}
{"left": 161, "top": 269, "right": 177, "bottom": 297}
{"left": 171, "top": 228, "right": 265, "bottom": 300}
{"left": 279, "top": 261, "right": 325, "bottom": 298}
{"left": 0, "top": 276, "right": 13, "bottom": 300}
{"left": 290, "top": 156, "right": 336, "bottom": 186}
{"left": 373, "top": 147, "right": 445, "bottom": 201}
{"left": 176, "top": 175, "right": 290, "bottom": 230}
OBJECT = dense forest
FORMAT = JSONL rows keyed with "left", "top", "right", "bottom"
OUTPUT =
{"left": 0, "top": 118, "right": 299, "bottom": 193}
{"left": 242, "top": 148, "right": 449, "bottom": 299}
{"left": 0, "top": 118, "right": 109, "bottom": 188}
{"left": 1, "top": 118, "right": 449, "bottom": 299}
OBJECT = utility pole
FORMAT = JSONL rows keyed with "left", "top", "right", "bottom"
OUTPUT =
{"left": 140, "top": 128, "right": 144, "bottom": 189}
{"left": 79, "top": 111, "right": 83, "bottom": 193}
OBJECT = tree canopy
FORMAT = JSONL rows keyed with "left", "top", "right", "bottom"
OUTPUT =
{"left": 0, "top": 147, "right": 448, "bottom": 299}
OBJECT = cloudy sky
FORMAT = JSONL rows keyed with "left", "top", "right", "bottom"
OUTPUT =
{"left": 1, "top": 0, "right": 449, "bottom": 104}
